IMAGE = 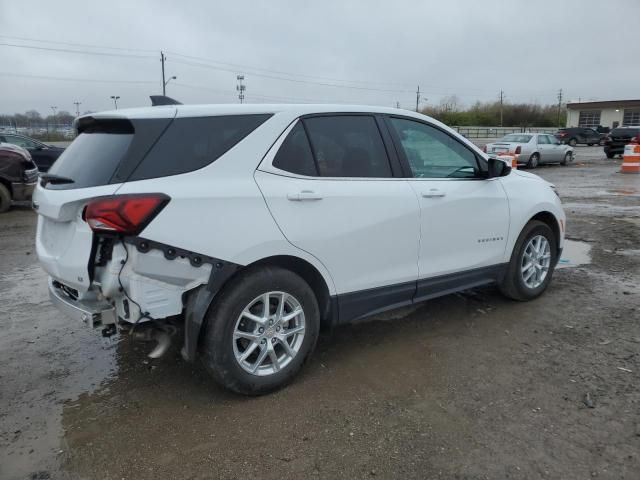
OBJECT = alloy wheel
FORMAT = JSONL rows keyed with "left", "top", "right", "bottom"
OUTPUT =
{"left": 521, "top": 235, "right": 551, "bottom": 289}
{"left": 232, "top": 291, "right": 306, "bottom": 376}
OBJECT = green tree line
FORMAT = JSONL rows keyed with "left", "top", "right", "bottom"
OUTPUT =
{"left": 420, "top": 96, "right": 566, "bottom": 127}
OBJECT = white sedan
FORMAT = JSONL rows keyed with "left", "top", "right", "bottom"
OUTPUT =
{"left": 484, "top": 133, "right": 574, "bottom": 168}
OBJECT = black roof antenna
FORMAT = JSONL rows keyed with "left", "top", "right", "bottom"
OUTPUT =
{"left": 150, "top": 95, "right": 182, "bottom": 106}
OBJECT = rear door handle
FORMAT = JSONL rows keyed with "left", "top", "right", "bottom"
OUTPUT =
{"left": 287, "top": 190, "right": 323, "bottom": 201}
{"left": 422, "top": 189, "right": 446, "bottom": 198}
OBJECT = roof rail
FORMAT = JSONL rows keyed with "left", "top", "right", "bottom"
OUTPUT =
{"left": 150, "top": 95, "right": 183, "bottom": 106}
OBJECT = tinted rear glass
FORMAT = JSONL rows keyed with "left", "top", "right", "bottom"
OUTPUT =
{"left": 46, "top": 114, "right": 271, "bottom": 189}
{"left": 303, "top": 115, "right": 392, "bottom": 177}
{"left": 129, "top": 114, "right": 272, "bottom": 181}
{"left": 611, "top": 128, "right": 640, "bottom": 137}
{"left": 272, "top": 122, "right": 318, "bottom": 176}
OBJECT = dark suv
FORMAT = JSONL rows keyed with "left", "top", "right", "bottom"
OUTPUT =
{"left": 0, "top": 133, "right": 65, "bottom": 171}
{"left": 0, "top": 143, "right": 39, "bottom": 212}
{"left": 555, "top": 127, "right": 606, "bottom": 147}
{"left": 604, "top": 127, "right": 640, "bottom": 159}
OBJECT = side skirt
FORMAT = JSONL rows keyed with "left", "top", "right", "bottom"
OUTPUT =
{"left": 335, "top": 264, "right": 507, "bottom": 325}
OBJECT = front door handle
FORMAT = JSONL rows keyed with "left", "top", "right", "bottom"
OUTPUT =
{"left": 422, "top": 188, "right": 446, "bottom": 198}
{"left": 287, "top": 190, "right": 323, "bottom": 201}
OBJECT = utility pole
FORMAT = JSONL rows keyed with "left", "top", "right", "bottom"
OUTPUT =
{"left": 161, "top": 51, "right": 167, "bottom": 96}
{"left": 499, "top": 90, "right": 504, "bottom": 127}
{"left": 415, "top": 86, "right": 420, "bottom": 112}
{"left": 557, "top": 88, "right": 563, "bottom": 127}
{"left": 73, "top": 101, "right": 81, "bottom": 118}
{"left": 50, "top": 106, "right": 57, "bottom": 141}
{"left": 236, "top": 75, "right": 246, "bottom": 103}
{"left": 396, "top": 101, "right": 400, "bottom": 109}
{"left": 110, "top": 96, "right": 120, "bottom": 109}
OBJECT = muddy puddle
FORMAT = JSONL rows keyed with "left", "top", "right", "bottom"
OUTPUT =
{"left": 558, "top": 239, "right": 592, "bottom": 269}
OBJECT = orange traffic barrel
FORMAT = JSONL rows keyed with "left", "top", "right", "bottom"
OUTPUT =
{"left": 496, "top": 153, "right": 518, "bottom": 170}
{"left": 621, "top": 141, "right": 640, "bottom": 174}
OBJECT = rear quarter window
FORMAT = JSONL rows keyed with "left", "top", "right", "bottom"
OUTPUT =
{"left": 128, "top": 114, "right": 272, "bottom": 181}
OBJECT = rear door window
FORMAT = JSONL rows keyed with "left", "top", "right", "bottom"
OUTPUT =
{"left": 537, "top": 135, "right": 549, "bottom": 144}
{"left": 302, "top": 115, "right": 392, "bottom": 178}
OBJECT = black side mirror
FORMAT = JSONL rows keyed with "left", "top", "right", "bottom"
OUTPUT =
{"left": 487, "top": 157, "right": 511, "bottom": 178}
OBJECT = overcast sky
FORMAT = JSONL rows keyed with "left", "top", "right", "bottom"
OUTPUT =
{"left": 1, "top": 0, "right": 638, "bottom": 116}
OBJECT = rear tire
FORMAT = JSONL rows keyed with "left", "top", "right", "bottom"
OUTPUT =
{"left": 200, "top": 266, "right": 320, "bottom": 395}
{"left": 606, "top": 152, "right": 615, "bottom": 159}
{"left": 527, "top": 153, "right": 540, "bottom": 169}
{"left": 0, "top": 184, "right": 11, "bottom": 213}
{"left": 499, "top": 220, "right": 558, "bottom": 301}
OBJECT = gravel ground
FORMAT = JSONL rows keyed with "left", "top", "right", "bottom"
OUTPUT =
{"left": 1, "top": 147, "right": 638, "bottom": 480}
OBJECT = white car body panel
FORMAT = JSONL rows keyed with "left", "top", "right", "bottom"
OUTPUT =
{"left": 406, "top": 178, "right": 510, "bottom": 278}
{"left": 255, "top": 169, "right": 420, "bottom": 294}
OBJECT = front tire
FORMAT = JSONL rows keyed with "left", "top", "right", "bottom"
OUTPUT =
{"left": 560, "top": 152, "right": 572, "bottom": 166}
{"left": 499, "top": 220, "right": 558, "bottom": 301}
{"left": 0, "top": 183, "right": 11, "bottom": 213}
{"left": 200, "top": 266, "right": 320, "bottom": 395}
{"left": 527, "top": 153, "right": 540, "bottom": 169}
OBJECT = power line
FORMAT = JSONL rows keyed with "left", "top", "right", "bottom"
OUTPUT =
{"left": 0, "top": 72, "right": 156, "bottom": 84}
{"left": 0, "top": 35, "right": 158, "bottom": 54}
{"left": 165, "top": 50, "right": 414, "bottom": 89}
{"left": 0, "top": 43, "right": 155, "bottom": 59}
{"left": 170, "top": 57, "right": 412, "bottom": 93}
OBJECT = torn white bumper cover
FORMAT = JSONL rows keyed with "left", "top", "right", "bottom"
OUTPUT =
{"left": 49, "top": 278, "right": 117, "bottom": 328}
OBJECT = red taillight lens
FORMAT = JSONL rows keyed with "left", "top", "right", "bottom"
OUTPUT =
{"left": 514, "top": 146, "right": 522, "bottom": 154}
{"left": 85, "top": 194, "right": 170, "bottom": 235}
{"left": 631, "top": 135, "right": 640, "bottom": 145}
{"left": 558, "top": 133, "right": 566, "bottom": 137}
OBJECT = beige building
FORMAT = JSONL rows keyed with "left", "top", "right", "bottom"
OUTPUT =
{"left": 566, "top": 99, "right": 640, "bottom": 129}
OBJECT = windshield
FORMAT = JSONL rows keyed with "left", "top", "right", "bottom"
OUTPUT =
{"left": 499, "top": 134, "right": 532, "bottom": 143}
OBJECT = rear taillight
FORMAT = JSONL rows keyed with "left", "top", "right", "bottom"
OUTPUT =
{"left": 514, "top": 146, "right": 522, "bottom": 154}
{"left": 84, "top": 194, "right": 170, "bottom": 235}
{"left": 631, "top": 135, "right": 640, "bottom": 145}
{"left": 558, "top": 132, "right": 567, "bottom": 137}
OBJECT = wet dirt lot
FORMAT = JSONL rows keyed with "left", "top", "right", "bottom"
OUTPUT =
{"left": 1, "top": 147, "right": 638, "bottom": 480}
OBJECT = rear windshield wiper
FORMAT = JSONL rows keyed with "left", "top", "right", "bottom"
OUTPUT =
{"left": 40, "top": 173, "right": 75, "bottom": 186}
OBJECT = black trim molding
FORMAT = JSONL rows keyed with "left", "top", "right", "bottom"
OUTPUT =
{"left": 335, "top": 264, "right": 507, "bottom": 325}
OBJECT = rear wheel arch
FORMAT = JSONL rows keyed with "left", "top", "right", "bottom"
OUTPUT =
{"left": 246, "top": 255, "right": 334, "bottom": 330}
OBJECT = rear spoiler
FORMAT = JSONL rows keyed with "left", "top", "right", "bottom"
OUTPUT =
{"left": 150, "top": 95, "right": 182, "bottom": 106}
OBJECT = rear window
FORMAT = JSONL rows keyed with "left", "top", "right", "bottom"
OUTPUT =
{"left": 500, "top": 134, "right": 532, "bottom": 143}
{"left": 46, "top": 114, "right": 271, "bottom": 189}
{"left": 611, "top": 128, "right": 640, "bottom": 137}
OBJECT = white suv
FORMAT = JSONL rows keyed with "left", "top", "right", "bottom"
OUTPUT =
{"left": 34, "top": 104, "right": 565, "bottom": 395}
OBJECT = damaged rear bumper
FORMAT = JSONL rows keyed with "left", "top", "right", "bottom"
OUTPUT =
{"left": 49, "top": 278, "right": 116, "bottom": 327}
